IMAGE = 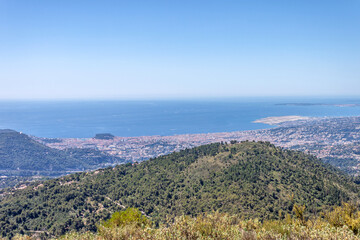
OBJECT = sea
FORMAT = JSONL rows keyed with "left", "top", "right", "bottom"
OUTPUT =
{"left": 0, "top": 97, "right": 360, "bottom": 138}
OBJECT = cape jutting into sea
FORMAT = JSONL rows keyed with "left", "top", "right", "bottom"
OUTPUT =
{"left": 0, "top": 97, "right": 359, "bottom": 138}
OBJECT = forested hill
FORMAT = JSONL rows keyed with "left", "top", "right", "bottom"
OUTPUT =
{"left": 0, "top": 129, "right": 81, "bottom": 172}
{"left": 1, "top": 141, "right": 359, "bottom": 238}
{"left": 0, "top": 129, "right": 125, "bottom": 177}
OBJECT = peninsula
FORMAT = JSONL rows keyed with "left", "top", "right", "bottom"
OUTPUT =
{"left": 253, "top": 115, "right": 311, "bottom": 125}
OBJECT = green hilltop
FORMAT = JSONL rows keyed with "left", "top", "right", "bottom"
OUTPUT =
{"left": 0, "top": 141, "right": 359, "bottom": 238}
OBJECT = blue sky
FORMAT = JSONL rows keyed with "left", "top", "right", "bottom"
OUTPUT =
{"left": 1, "top": 0, "right": 359, "bottom": 99}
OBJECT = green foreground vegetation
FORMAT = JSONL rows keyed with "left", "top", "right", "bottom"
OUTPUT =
{"left": 1, "top": 141, "right": 360, "bottom": 238}
{"left": 7, "top": 204, "right": 360, "bottom": 240}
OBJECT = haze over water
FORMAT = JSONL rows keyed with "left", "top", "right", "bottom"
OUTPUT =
{"left": 0, "top": 97, "right": 360, "bottom": 138}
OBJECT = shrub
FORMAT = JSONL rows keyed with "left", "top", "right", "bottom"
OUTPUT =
{"left": 100, "top": 208, "right": 151, "bottom": 229}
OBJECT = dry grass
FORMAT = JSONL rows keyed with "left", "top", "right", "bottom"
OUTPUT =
{"left": 6, "top": 204, "right": 360, "bottom": 240}
{"left": 56, "top": 212, "right": 359, "bottom": 240}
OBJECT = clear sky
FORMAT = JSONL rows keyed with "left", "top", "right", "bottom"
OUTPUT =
{"left": 1, "top": 0, "right": 360, "bottom": 99}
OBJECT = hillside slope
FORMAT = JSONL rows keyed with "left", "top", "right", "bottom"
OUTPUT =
{"left": 0, "top": 141, "right": 359, "bottom": 237}
{"left": 0, "top": 129, "right": 82, "bottom": 172}
{"left": 0, "top": 129, "right": 126, "bottom": 178}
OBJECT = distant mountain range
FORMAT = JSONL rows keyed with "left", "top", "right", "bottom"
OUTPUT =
{"left": 0, "top": 141, "right": 358, "bottom": 238}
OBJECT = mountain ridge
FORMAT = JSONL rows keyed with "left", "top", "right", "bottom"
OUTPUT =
{"left": 0, "top": 130, "right": 126, "bottom": 179}
{"left": 0, "top": 141, "right": 358, "bottom": 238}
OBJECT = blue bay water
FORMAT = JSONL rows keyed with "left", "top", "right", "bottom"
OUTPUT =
{"left": 0, "top": 97, "right": 360, "bottom": 138}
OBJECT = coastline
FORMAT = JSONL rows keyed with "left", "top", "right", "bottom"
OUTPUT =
{"left": 18, "top": 115, "right": 360, "bottom": 174}
{"left": 252, "top": 115, "right": 311, "bottom": 125}
{"left": 1, "top": 99, "right": 360, "bottom": 138}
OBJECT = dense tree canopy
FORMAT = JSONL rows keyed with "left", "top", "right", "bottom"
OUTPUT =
{"left": 0, "top": 141, "right": 359, "bottom": 238}
{"left": 0, "top": 130, "right": 126, "bottom": 179}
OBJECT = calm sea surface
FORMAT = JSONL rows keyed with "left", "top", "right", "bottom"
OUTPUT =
{"left": 0, "top": 98, "right": 360, "bottom": 138}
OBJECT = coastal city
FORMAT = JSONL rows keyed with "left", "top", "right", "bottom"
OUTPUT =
{"left": 35, "top": 116, "right": 360, "bottom": 174}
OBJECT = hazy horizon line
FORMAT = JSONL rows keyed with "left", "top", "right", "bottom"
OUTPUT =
{"left": 1, "top": 95, "right": 360, "bottom": 102}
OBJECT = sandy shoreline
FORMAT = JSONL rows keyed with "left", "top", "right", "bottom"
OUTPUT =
{"left": 253, "top": 115, "right": 310, "bottom": 125}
